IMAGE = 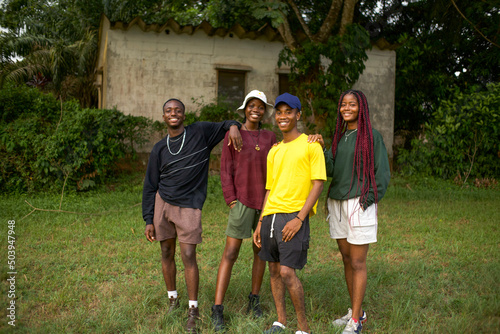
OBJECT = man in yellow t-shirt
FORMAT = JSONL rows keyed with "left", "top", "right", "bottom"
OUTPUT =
{"left": 253, "top": 93, "right": 326, "bottom": 334}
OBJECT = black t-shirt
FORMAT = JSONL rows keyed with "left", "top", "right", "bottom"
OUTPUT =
{"left": 142, "top": 121, "right": 239, "bottom": 224}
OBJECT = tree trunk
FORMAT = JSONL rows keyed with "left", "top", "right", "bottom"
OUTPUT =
{"left": 314, "top": 0, "right": 343, "bottom": 43}
{"left": 339, "top": 0, "right": 359, "bottom": 35}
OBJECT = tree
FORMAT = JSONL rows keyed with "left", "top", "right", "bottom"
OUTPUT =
{"left": 0, "top": 0, "right": 220, "bottom": 106}
{"left": 252, "top": 1, "right": 371, "bottom": 133}
{"left": 358, "top": 0, "right": 500, "bottom": 134}
{"left": 396, "top": 82, "right": 500, "bottom": 181}
{"left": 0, "top": 0, "right": 101, "bottom": 107}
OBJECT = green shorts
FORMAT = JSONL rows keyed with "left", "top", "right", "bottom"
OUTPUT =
{"left": 226, "top": 201, "right": 260, "bottom": 239}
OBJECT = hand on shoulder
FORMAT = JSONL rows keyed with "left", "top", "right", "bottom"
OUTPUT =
{"left": 307, "top": 134, "right": 324, "bottom": 149}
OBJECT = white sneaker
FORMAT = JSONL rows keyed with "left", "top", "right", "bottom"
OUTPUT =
{"left": 342, "top": 318, "right": 362, "bottom": 334}
{"left": 332, "top": 308, "right": 352, "bottom": 326}
{"left": 332, "top": 308, "right": 367, "bottom": 326}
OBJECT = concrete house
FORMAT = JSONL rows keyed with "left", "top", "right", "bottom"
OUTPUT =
{"left": 95, "top": 15, "right": 396, "bottom": 158}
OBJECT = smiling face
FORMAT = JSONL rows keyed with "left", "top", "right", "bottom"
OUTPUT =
{"left": 340, "top": 93, "right": 359, "bottom": 129}
{"left": 275, "top": 102, "right": 300, "bottom": 134}
{"left": 162, "top": 100, "right": 185, "bottom": 129}
{"left": 244, "top": 98, "right": 265, "bottom": 125}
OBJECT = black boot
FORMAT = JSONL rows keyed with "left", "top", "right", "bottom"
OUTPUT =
{"left": 211, "top": 304, "right": 225, "bottom": 332}
{"left": 247, "top": 293, "right": 263, "bottom": 318}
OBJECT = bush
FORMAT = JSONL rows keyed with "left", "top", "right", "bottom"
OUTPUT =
{"left": 0, "top": 85, "right": 158, "bottom": 193}
{"left": 185, "top": 97, "right": 240, "bottom": 125}
{"left": 186, "top": 96, "right": 275, "bottom": 132}
{"left": 0, "top": 84, "right": 62, "bottom": 123}
{"left": 397, "top": 83, "right": 500, "bottom": 182}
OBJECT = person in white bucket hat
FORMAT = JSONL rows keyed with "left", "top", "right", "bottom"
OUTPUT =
{"left": 237, "top": 90, "right": 274, "bottom": 120}
{"left": 211, "top": 90, "right": 277, "bottom": 332}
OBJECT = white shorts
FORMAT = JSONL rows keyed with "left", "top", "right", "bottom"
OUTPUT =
{"left": 327, "top": 197, "right": 377, "bottom": 245}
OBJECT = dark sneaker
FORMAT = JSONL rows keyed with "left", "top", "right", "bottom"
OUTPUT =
{"left": 211, "top": 304, "right": 225, "bottom": 332}
{"left": 263, "top": 321, "right": 286, "bottom": 333}
{"left": 247, "top": 293, "right": 263, "bottom": 318}
{"left": 168, "top": 297, "right": 180, "bottom": 313}
{"left": 186, "top": 306, "right": 199, "bottom": 334}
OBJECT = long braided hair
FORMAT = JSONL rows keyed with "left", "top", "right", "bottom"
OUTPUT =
{"left": 331, "top": 90, "right": 378, "bottom": 210}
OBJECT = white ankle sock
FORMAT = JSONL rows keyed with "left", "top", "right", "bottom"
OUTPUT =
{"left": 167, "top": 290, "right": 178, "bottom": 299}
{"left": 189, "top": 300, "right": 198, "bottom": 308}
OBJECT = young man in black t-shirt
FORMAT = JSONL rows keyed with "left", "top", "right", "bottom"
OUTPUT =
{"left": 142, "top": 98, "right": 242, "bottom": 333}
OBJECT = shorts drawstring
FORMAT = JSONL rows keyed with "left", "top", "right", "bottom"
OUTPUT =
{"left": 339, "top": 200, "right": 342, "bottom": 222}
{"left": 270, "top": 214, "right": 276, "bottom": 238}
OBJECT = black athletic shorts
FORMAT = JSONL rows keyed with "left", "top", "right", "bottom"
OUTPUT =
{"left": 258, "top": 212, "right": 310, "bottom": 270}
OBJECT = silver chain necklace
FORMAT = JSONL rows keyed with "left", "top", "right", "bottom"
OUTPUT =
{"left": 167, "top": 129, "right": 186, "bottom": 155}
{"left": 344, "top": 128, "right": 358, "bottom": 142}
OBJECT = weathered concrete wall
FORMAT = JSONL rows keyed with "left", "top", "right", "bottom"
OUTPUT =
{"left": 102, "top": 25, "right": 283, "bottom": 122}
{"left": 353, "top": 46, "right": 396, "bottom": 158}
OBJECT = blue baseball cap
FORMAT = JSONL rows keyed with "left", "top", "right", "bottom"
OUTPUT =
{"left": 274, "top": 93, "right": 301, "bottom": 111}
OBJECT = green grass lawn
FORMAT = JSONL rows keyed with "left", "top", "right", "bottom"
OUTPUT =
{"left": 1, "top": 173, "right": 498, "bottom": 333}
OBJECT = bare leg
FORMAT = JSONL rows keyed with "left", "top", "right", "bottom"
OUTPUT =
{"left": 251, "top": 242, "right": 266, "bottom": 295}
{"left": 280, "top": 265, "right": 309, "bottom": 332}
{"left": 268, "top": 261, "right": 287, "bottom": 326}
{"left": 337, "top": 238, "right": 369, "bottom": 320}
{"left": 160, "top": 238, "right": 177, "bottom": 291}
{"left": 179, "top": 242, "right": 199, "bottom": 301}
{"left": 337, "top": 239, "right": 353, "bottom": 302}
{"left": 214, "top": 236, "right": 243, "bottom": 305}
{"left": 349, "top": 243, "right": 369, "bottom": 320}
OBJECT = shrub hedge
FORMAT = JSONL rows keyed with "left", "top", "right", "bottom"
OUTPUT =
{"left": 0, "top": 85, "right": 158, "bottom": 193}
{"left": 397, "top": 82, "right": 500, "bottom": 181}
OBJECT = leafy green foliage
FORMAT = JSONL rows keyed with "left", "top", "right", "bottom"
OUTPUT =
{"left": 0, "top": 0, "right": 101, "bottom": 106}
{"left": 397, "top": 83, "right": 500, "bottom": 181}
{"left": 360, "top": 0, "right": 500, "bottom": 134}
{"left": 393, "top": 34, "right": 451, "bottom": 133}
{"left": 0, "top": 84, "right": 158, "bottom": 193}
{"left": 103, "top": 0, "right": 201, "bottom": 25}
{"left": 184, "top": 96, "right": 239, "bottom": 126}
{"left": 251, "top": 0, "right": 288, "bottom": 29}
{"left": 198, "top": 102, "right": 239, "bottom": 124}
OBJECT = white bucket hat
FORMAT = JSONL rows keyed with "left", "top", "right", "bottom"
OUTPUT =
{"left": 237, "top": 90, "right": 273, "bottom": 111}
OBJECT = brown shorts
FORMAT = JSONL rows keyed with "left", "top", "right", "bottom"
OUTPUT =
{"left": 153, "top": 192, "right": 202, "bottom": 244}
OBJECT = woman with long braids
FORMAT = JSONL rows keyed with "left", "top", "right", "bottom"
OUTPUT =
{"left": 308, "top": 90, "right": 390, "bottom": 334}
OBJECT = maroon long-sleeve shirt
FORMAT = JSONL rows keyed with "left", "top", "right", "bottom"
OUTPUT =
{"left": 220, "top": 129, "right": 276, "bottom": 210}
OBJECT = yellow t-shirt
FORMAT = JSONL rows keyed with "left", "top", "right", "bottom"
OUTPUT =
{"left": 262, "top": 134, "right": 327, "bottom": 217}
